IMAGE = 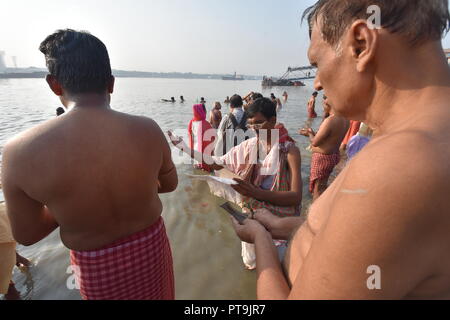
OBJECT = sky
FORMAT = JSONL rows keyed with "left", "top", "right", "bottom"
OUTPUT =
{"left": 1, "top": 0, "right": 449, "bottom": 77}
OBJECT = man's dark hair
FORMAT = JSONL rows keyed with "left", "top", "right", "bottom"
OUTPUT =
{"left": 252, "top": 93, "right": 264, "bottom": 100}
{"left": 313, "top": 91, "right": 319, "bottom": 97}
{"left": 246, "top": 98, "right": 277, "bottom": 120}
{"left": 56, "top": 107, "right": 65, "bottom": 116}
{"left": 303, "top": 0, "right": 450, "bottom": 46}
{"left": 230, "top": 94, "right": 243, "bottom": 108}
{"left": 39, "top": 29, "right": 112, "bottom": 95}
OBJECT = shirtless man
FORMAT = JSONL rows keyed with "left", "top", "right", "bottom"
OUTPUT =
{"left": 1, "top": 29, "right": 178, "bottom": 300}
{"left": 231, "top": 0, "right": 450, "bottom": 299}
{"left": 300, "top": 98, "right": 349, "bottom": 200}
{"left": 307, "top": 92, "right": 318, "bottom": 119}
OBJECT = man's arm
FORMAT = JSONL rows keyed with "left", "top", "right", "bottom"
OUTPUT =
{"left": 1, "top": 143, "right": 59, "bottom": 246}
{"left": 309, "top": 121, "right": 331, "bottom": 147}
{"left": 158, "top": 130, "right": 178, "bottom": 194}
{"left": 232, "top": 218, "right": 291, "bottom": 300}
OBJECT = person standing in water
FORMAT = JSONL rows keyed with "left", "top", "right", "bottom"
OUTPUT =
{"left": 209, "top": 102, "right": 223, "bottom": 129}
{"left": 300, "top": 97, "right": 349, "bottom": 201}
{"left": 1, "top": 29, "right": 177, "bottom": 300}
{"left": 307, "top": 91, "right": 318, "bottom": 119}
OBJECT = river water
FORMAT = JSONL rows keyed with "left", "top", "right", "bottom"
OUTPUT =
{"left": 0, "top": 77, "right": 325, "bottom": 300}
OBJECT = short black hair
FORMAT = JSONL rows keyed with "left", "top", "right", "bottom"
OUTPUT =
{"left": 252, "top": 93, "right": 264, "bottom": 100}
{"left": 230, "top": 94, "right": 243, "bottom": 108}
{"left": 313, "top": 91, "right": 318, "bottom": 97}
{"left": 246, "top": 98, "right": 277, "bottom": 120}
{"left": 56, "top": 107, "right": 65, "bottom": 116}
{"left": 39, "top": 29, "right": 112, "bottom": 95}
{"left": 303, "top": 0, "right": 450, "bottom": 47}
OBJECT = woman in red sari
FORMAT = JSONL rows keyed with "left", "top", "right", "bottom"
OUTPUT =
{"left": 188, "top": 104, "right": 215, "bottom": 172}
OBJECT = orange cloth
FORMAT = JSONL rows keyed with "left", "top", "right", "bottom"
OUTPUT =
{"left": 342, "top": 121, "right": 361, "bottom": 146}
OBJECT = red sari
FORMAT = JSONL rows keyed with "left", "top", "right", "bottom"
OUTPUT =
{"left": 188, "top": 104, "right": 215, "bottom": 172}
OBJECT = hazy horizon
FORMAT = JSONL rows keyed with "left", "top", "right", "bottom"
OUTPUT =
{"left": 1, "top": 0, "right": 449, "bottom": 77}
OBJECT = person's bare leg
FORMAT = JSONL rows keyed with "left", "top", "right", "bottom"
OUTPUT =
{"left": 313, "top": 178, "right": 329, "bottom": 201}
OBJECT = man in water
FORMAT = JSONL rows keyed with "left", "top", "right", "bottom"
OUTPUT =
{"left": 180, "top": 96, "right": 185, "bottom": 103}
{"left": 214, "top": 94, "right": 248, "bottom": 156}
{"left": 1, "top": 29, "right": 178, "bottom": 300}
{"left": 231, "top": 0, "right": 450, "bottom": 299}
{"left": 307, "top": 91, "right": 318, "bottom": 119}
{"left": 299, "top": 97, "right": 349, "bottom": 201}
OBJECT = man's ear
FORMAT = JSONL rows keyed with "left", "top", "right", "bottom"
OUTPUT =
{"left": 108, "top": 76, "right": 115, "bottom": 94}
{"left": 46, "top": 75, "right": 63, "bottom": 96}
{"left": 346, "top": 19, "right": 378, "bottom": 73}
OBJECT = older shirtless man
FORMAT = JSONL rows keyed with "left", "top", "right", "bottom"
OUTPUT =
{"left": 232, "top": 0, "right": 450, "bottom": 299}
{"left": 1, "top": 30, "right": 178, "bottom": 300}
{"left": 300, "top": 99, "right": 349, "bottom": 201}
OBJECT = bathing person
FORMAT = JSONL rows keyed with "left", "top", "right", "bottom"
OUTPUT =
{"left": 188, "top": 104, "right": 215, "bottom": 172}
{"left": 1, "top": 29, "right": 177, "bottom": 300}
{"left": 231, "top": 0, "right": 450, "bottom": 299}
{"left": 307, "top": 91, "right": 318, "bottom": 119}
{"left": 209, "top": 102, "right": 223, "bottom": 129}
{"left": 214, "top": 94, "right": 248, "bottom": 156}
{"left": 300, "top": 98, "right": 349, "bottom": 201}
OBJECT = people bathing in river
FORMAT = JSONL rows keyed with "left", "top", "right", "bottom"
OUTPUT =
{"left": 209, "top": 102, "right": 223, "bottom": 129}
{"left": 162, "top": 97, "right": 176, "bottom": 103}
{"left": 282, "top": 91, "right": 288, "bottom": 103}
{"left": 224, "top": 96, "right": 231, "bottom": 104}
{"left": 299, "top": 99, "right": 349, "bottom": 201}
{"left": 307, "top": 91, "right": 318, "bottom": 119}
{"left": 2, "top": 29, "right": 177, "bottom": 300}
{"left": 169, "top": 97, "right": 303, "bottom": 269}
{"left": 188, "top": 104, "right": 215, "bottom": 172}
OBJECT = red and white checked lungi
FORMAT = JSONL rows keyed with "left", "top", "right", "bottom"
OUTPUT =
{"left": 70, "top": 217, "right": 174, "bottom": 300}
{"left": 309, "top": 152, "right": 341, "bottom": 193}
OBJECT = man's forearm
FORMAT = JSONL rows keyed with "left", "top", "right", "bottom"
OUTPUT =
{"left": 255, "top": 189, "right": 301, "bottom": 207}
{"left": 255, "top": 231, "right": 291, "bottom": 300}
{"left": 179, "top": 145, "right": 223, "bottom": 171}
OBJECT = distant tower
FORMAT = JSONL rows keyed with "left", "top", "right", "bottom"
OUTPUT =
{"left": 0, "top": 51, "right": 6, "bottom": 73}
{"left": 12, "top": 56, "right": 17, "bottom": 68}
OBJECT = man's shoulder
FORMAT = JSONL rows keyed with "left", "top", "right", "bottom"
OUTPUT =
{"left": 342, "top": 130, "right": 448, "bottom": 202}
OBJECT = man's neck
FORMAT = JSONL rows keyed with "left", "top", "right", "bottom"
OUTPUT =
{"left": 365, "top": 41, "right": 450, "bottom": 137}
{"left": 64, "top": 93, "right": 111, "bottom": 110}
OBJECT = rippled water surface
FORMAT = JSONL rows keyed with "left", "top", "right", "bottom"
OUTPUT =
{"left": 0, "top": 78, "right": 324, "bottom": 300}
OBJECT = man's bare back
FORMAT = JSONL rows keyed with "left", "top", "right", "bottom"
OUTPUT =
{"left": 2, "top": 107, "right": 177, "bottom": 251}
{"left": 310, "top": 114, "right": 349, "bottom": 155}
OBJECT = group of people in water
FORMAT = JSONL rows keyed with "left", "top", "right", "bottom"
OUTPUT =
{"left": 2, "top": 0, "right": 450, "bottom": 300}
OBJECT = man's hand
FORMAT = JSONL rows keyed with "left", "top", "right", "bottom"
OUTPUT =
{"left": 167, "top": 130, "right": 187, "bottom": 150}
{"left": 231, "top": 178, "right": 262, "bottom": 199}
{"left": 254, "top": 209, "right": 304, "bottom": 240}
{"left": 231, "top": 216, "right": 270, "bottom": 244}
{"left": 299, "top": 128, "right": 309, "bottom": 137}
